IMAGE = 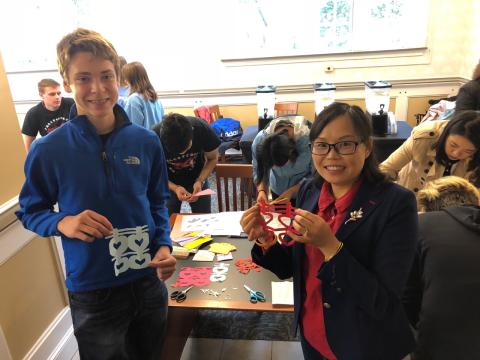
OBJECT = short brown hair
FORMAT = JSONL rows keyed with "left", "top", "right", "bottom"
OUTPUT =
{"left": 56, "top": 28, "right": 120, "bottom": 83}
{"left": 417, "top": 176, "right": 480, "bottom": 212}
{"left": 38, "top": 78, "right": 60, "bottom": 94}
{"left": 118, "top": 56, "right": 127, "bottom": 86}
{"left": 472, "top": 61, "right": 480, "bottom": 81}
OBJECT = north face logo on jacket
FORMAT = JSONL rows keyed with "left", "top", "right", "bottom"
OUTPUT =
{"left": 123, "top": 156, "right": 140, "bottom": 165}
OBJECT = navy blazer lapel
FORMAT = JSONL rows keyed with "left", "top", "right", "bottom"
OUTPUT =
{"left": 302, "top": 183, "right": 320, "bottom": 214}
{"left": 335, "top": 181, "right": 384, "bottom": 241}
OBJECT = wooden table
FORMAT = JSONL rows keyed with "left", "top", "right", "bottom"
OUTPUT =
{"left": 160, "top": 214, "right": 294, "bottom": 360}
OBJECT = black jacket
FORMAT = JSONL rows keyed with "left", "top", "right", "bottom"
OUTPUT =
{"left": 403, "top": 205, "right": 480, "bottom": 360}
{"left": 455, "top": 79, "right": 480, "bottom": 113}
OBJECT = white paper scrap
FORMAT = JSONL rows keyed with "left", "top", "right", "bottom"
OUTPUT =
{"left": 192, "top": 250, "right": 215, "bottom": 262}
{"left": 271, "top": 281, "right": 294, "bottom": 305}
{"left": 216, "top": 252, "right": 233, "bottom": 261}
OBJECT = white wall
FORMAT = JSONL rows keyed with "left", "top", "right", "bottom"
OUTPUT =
{"left": 3, "top": 0, "right": 477, "bottom": 112}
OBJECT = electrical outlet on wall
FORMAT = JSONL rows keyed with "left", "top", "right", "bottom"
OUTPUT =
{"left": 324, "top": 66, "right": 334, "bottom": 73}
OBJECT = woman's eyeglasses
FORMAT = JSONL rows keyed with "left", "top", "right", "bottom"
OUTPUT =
{"left": 311, "top": 141, "right": 359, "bottom": 155}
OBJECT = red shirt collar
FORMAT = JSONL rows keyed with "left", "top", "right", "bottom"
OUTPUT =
{"left": 318, "top": 179, "right": 363, "bottom": 214}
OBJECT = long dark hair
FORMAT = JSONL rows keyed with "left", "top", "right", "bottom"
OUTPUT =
{"left": 255, "top": 131, "right": 298, "bottom": 186}
{"left": 435, "top": 110, "right": 480, "bottom": 180}
{"left": 310, "top": 102, "right": 388, "bottom": 187}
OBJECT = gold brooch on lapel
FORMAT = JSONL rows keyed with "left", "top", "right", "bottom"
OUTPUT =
{"left": 345, "top": 208, "right": 363, "bottom": 225}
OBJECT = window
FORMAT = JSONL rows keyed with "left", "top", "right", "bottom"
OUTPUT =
{"left": 0, "top": 0, "right": 80, "bottom": 72}
{"left": 228, "top": 0, "right": 429, "bottom": 59}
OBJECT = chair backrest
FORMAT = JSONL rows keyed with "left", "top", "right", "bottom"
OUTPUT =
{"left": 274, "top": 102, "right": 298, "bottom": 116}
{"left": 209, "top": 105, "right": 223, "bottom": 121}
{"left": 215, "top": 163, "right": 254, "bottom": 212}
{"left": 193, "top": 105, "right": 223, "bottom": 123}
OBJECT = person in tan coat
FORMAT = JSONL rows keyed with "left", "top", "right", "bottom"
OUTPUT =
{"left": 380, "top": 110, "right": 480, "bottom": 193}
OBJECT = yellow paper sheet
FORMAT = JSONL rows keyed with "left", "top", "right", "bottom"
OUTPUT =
{"left": 208, "top": 242, "right": 237, "bottom": 254}
{"left": 183, "top": 236, "right": 213, "bottom": 250}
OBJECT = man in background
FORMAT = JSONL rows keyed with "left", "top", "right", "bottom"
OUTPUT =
{"left": 153, "top": 113, "right": 220, "bottom": 215}
{"left": 21, "top": 78, "right": 74, "bottom": 152}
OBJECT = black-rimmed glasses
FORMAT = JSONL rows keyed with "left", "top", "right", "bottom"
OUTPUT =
{"left": 311, "top": 141, "right": 359, "bottom": 155}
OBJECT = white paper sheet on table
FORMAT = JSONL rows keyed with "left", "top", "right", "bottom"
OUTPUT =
{"left": 216, "top": 252, "right": 233, "bottom": 261}
{"left": 271, "top": 281, "right": 294, "bottom": 305}
{"left": 180, "top": 211, "right": 244, "bottom": 236}
{"left": 192, "top": 250, "right": 216, "bottom": 262}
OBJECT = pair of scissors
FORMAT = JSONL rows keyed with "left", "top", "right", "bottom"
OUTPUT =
{"left": 244, "top": 284, "right": 266, "bottom": 304}
{"left": 170, "top": 286, "right": 193, "bottom": 303}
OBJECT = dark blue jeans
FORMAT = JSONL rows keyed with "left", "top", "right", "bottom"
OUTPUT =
{"left": 68, "top": 274, "right": 168, "bottom": 360}
{"left": 167, "top": 180, "right": 211, "bottom": 215}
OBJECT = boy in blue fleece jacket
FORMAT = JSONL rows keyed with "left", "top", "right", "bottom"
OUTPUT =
{"left": 16, "top": 28, "right": 175, "bottom": 359}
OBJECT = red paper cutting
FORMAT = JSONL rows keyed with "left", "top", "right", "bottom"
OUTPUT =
{"left": 257, "top": 199, "right": 301, "bottom": 246}
{"left": 235, "top": 258, "right": 262, "bottom": 275}
{"left": 171, "top": 266, "right": 212, "bottom": 288}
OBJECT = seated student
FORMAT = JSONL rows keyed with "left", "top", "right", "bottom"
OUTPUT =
{"left": 16, "top": 28, "right": 175, "bottom": 359}
{"left": 153, "top": 113, "right": 220, "bottom": 215}
{"left": 241, "top": 103, "right": 417, "bottom": 360}
{"left": 122, "top": 61, "right": 164, "bottom": 129}
{"left": 252, "top": 117, "right": 312, "bottom": 205}
{"left": 455, "top": 62, "right": 480, "bottom": 113}
{"left": 21, "top": 78, "right": 74, "bottom": 152}
{"left": 403, "top": 176, "right": 480, "bottom": 360}
{"left": 380, "top": 110, "right": 480, "bottom": 193}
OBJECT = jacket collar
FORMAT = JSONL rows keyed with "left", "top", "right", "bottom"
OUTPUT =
{"left": 303, "top": 179, "right": 385, "bottom": 242}
{"left": 69, "top": 104, "right": 131, "bottom": 136}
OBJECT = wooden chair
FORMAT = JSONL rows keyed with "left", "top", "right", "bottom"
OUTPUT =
{"left": 215, "top": 163, "right": 254, "bottom": 212}
{"left": 208, "top": 105, "right": 223, "bottom": 121}
{"left": 193, "top": 105, "right": 223, "bottom": 122}
{"left": 274, "top": 102, "right": 298, "bottom": 117}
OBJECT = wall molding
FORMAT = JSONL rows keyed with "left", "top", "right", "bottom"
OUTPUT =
{"left": 12, "top": 76, "right": 468, "bottom": 106}
{"left": 0, "top": 326, "right": 13, "bottom": 360}
{"left": 12, "top": 76, "right": 466, "bottom": 124}
{"left": 156, "top": 78, "right": 465, "bottom": 109}
{"left": 222, "top": 47, "right": 430, "bottom": 67}
{"left": 0, "top": 197, "right": 19, "bottom": 233}
{"left": 156, "top": 76, "right": 468, "bottom": 98}
{"left": 0, "top": 217, "right": 37, "bottom": 267}
{"left": 23, "top": 307, "right": 76, "bottom": 360}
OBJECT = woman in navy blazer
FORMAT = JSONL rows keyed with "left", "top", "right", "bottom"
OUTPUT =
{"left": 241, "top": 103, "right": 418, "bottom": 360}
